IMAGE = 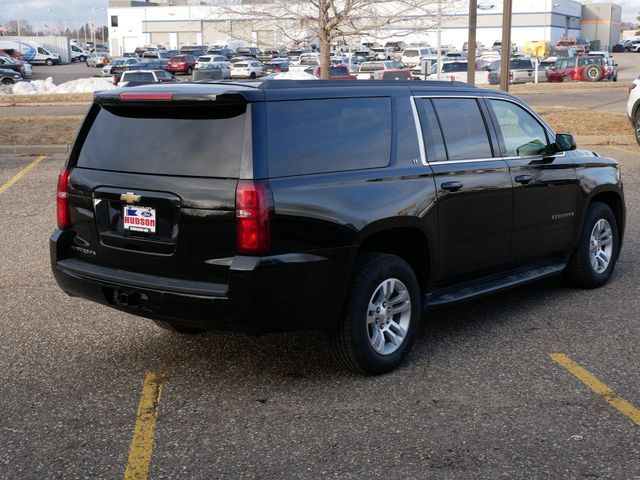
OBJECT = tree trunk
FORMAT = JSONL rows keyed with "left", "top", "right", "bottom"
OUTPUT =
{"left": 320, "top": 37, "right": 331, "bottom": 79}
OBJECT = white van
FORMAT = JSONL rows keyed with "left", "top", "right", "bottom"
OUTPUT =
{"left": 401, "top": 47, "right": 436, "bottom": 67}
{"left": 70, "top": 43, "right": 90, "bottom": 62}
{"left": 0, "top": 40, "right": 60, "bottom": 65}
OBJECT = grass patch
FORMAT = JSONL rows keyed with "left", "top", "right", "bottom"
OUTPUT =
{"left": 3, "top": 115, "right": 84, "bottom": 145}
{"left": 534, "top": 106, "right": 631, "bottom": 137}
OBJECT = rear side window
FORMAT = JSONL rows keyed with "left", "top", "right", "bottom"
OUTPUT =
{"left": 267, "top": 98, "right": 392, "bottom": 177}
{"left": 432, "top": 99, "right": 492, "bottom": 160}
{"left": 76, "top": 104, "right": 246, "bottom": 178}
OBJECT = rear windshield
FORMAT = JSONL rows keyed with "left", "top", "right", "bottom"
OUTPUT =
{"left": 76, "top": 104, "right": 246, "bottom": 178}
{"left": 404, "top": 50, "right": 419, "bottom": 56}
{"left": 442, "top": 62, "right": 467, "bottom": 72}
{"left": 123, "top": 72, "right": 154, "bottom": 81}
{"left": 359, "top": 62, "right": 384, "bottom": 72}
{"left": 169, "top": 56, "right": 186, "bottom": 61}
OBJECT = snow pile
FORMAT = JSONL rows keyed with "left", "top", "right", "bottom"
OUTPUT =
{"left": 9, "top": 77, "right": 117, "bottom": 95}
{"left": 272, "top": 71, "right": 319, "bottom": 80}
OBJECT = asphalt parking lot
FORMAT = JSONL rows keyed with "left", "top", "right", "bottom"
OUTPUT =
{"left": 0, "top": 142, "right": 638, "bottom": 477}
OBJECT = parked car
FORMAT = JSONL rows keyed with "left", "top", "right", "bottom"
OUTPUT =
{"left": 589, "top": 51, "right": 618, "bottom": 81}
{"left": 356, "top": 60, "right": 405, "bottom": 79}
{"left": 191, "top": 67, "right": 224, "bottom": 81}
{"left": 52, "top": 80, "right": 626, "bottom": 374}
{"left": 230, "top": 61, "right": 265, "bottom": 79}
{"left": 0, "top": 67, "right": 22, "bottom": 84}
{"left": 141, "top": 51, "right": 171, "bottom": 67}
{"left": 264, "top": 59, "right": 291, "bottom": 74}
{"left": 626, "top": 76, "right": 640, "bottom": 144}
{"left": 102, "top": 57, "right": 140, "bottom": 77}
{"left": 401, "top": 47, "right": 436, "bottom": 67}
{"left": 167, "top": 55, "right": 197, "bottom": 75}
{"left": 256, "top": 50, "right": 283, "bottom": 62}
{"left": 229, "top": 55, "right": 255, "bottom": 64}
{"left": 425, "top": 61, "right": 470, "bottom": 81}
{"left": 195, "top": 55, "right": 228, "bottom": 69}
{"left": 307, "top": 65, "right": 356, "bottom": 80}
{"left": 546, "top": 56, "right": 605, "bottom": 82}
{"left": 112, "top": 61, "right": 162, "bottom": 85}
{"left": 0, "top": 56, "right": 32, "bottom": 78}
{"left": 487, "top": 58, "right": 545, "bottom": 85}
{"left": 207, "top": 47, "right": 235, "bottom": 59}
{"left": 119, "top": 69, "right": 178, "bottom": 87}
{"left": 371, "top": 69, "right": 413, "bottom": 80}
{"left": 371, "top": 47, "right": 396, "bottom": 60}
{"left": 86, "top": 52, "right": 110, "bottom": 68}
{"left": 383, "top": 40, "right": 406, "bottom": 52}
{"left": 179, "top": 46, "right": 207, "bottom": 58}
{"left": 352, "top": 50, "right": 374, "bottom": 64}
{"left": 236, "top": 47, "right": 261, "bottom": 58}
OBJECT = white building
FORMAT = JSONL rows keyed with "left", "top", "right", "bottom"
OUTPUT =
{"left": 106, "top": 0, "right": 603, "bottom": 55}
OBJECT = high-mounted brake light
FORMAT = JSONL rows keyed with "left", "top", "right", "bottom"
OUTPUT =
{"left": 235, "top": 181, "right": 273, "bottom": 255}
{"left": 118, "top": 93, "right": 174, "bottom": 101}
{"left": 56, "top": 167, "right": 71, "bottom": 229}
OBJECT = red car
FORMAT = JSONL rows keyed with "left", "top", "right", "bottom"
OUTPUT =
{"left": 308, "top": 65, "right": 357, "bottom": 80}
{"left": 167, "top": 55, "right": 196, "bottom": 75}
{"left": 372, "top": 69, "right": 413, "bottom": 80}
{"left": 546, "top": 56, "right": 605, "bottom": 82}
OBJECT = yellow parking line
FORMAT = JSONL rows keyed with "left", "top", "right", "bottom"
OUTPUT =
{"left": 124, "top": 372, "right": 165, "bottom": 480}
{"left": 550, "top": 353, "right": 640, "bottom": 426}
{"left": 0, "top": 155, "right": 46, "bottom": 195}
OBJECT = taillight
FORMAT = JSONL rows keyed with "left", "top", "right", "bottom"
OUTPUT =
{"left": 235, "top": 180, "right": 273, "bottom": 255}
{"left": 56, "top": 167, "right": 71, "bottom": 229}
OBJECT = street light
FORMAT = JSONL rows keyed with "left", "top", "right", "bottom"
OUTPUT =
{"left": 46, "top": 8, "right": 52, "bottom": 36}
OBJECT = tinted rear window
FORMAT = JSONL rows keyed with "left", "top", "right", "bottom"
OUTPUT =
{"left": 76, "top": 104, "right": 246, "bottom": 178}
{"left": 432, "top": 99, "right": 492, "bottom": 160}
{"left": 267, "top": 98, "right": 391, "bottom": 177}
{"left": 404, "top": 50, "right": 419, "bottom": 56}
{"left": 123, "top": 72, "right": 154, "bottom": 81}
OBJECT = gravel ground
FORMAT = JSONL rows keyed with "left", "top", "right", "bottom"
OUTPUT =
{"left": 0, "top": 144, "right": 638, "bottom": 478}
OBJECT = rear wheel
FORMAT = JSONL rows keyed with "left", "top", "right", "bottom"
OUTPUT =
{"left": 186, "top": 67, "right": 193, "bottom": 75}
{"left": 634, "top": 111, "right": 640, "bottom": 146}
{"left": 152, "top": 319, "right": 206, "bottom": 335}
{"left": 565, "top": 202, "right": 619, "bottom": 288}
{"left": 328, "top": 253, "right": 421, "bottom": 375}
{"left": 1, "top": 77, "right": 14, "bottom": 85}
{"left": 249, "top": 72, "right": 256, "bottom": 79}
{"left": 583, "top": 65, "right": 602, "bottom": 82}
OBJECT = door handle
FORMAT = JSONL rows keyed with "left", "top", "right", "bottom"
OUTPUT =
{"left": 515, "top": 175, "right": 532, "bottom": 185}
{"left": 441, "top": 181, "right": 463, "bottom": 192}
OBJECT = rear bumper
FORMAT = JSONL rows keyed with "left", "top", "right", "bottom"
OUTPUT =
{"left": 50, "top": 230, "right": 351, "bottom": 334}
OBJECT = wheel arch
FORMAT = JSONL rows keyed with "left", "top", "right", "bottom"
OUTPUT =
{"left": 589, "top": 189, "right": 625, "bottom": 243}
{"left": 354, "top": 218, "right": 436, "bottom": 294}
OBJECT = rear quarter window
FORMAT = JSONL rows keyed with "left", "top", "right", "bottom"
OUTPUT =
{"left": 266, "top": 97, "right": 392, "bottom": 177}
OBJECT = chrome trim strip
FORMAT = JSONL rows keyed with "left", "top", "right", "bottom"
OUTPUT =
{"left": 409, "top": 96, "right": 428, "bottom": 166}
{"left": 428, "top": 152, "right": 566, "bottom": 166}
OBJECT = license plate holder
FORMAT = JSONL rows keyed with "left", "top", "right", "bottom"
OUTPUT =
{"left": 123, "top": 205, "right": 156, "bottom": 233}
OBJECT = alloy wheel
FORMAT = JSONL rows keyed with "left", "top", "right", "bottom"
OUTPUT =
{"left": 366, "top": 278, "right": 411, "bottom": 355}
{"left": 589, "top": 219, "right": 613, "bottom": 274}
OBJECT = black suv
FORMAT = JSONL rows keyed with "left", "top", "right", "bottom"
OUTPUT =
{"left": 51, "top": 81, "right": 626, "bottom": 374}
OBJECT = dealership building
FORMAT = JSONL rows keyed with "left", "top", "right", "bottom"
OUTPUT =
{"left": 107, "top": 0, "right": 622, "bottom": 55}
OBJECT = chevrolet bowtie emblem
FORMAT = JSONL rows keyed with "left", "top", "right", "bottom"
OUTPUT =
{"left": 120, "top": 192, "right": 141, "bottom": 203}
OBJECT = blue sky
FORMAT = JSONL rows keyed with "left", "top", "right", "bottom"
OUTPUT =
{"left": 1, "top": 0, "right": 639, "bottom": 27}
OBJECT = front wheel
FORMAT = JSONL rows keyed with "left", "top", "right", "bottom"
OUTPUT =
{"left": 186, "top": 67, "right": 193, "bottom": 75}
{"left": 634, "top": 111, "right": 640, "bottom": 146}
{"left": 565, "top": 202, "right": 619, "bottom": 288}
{"left": 1, "top": 77, "right": 15, "bottom": 85}
{"left": 328, "top": 253, "right": 421, "bottom": 374}
{"left": 249, "top": 72, "right": 256, "bottom": 79}
{"left": 45, "top": 59, "right": 53, "bottom": 66}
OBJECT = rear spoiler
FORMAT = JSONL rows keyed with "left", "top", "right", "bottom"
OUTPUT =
{"left": 94, "top": 88, "right": 259, "bottom": 106}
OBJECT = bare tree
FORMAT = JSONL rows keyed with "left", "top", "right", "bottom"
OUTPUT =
{"left": 209, "top": 0, "right": 463, "bottom": 78}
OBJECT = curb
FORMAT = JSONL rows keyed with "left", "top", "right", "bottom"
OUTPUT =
{"left": 0, "top": 145, "right": 69, "bottom": 155}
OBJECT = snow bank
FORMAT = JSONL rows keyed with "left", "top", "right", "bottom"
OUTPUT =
{"left": 8, "top": 77, "right": 117, "bottom": 95}
{"left": 272, "top": 71, "right": 319, "bottom": 80}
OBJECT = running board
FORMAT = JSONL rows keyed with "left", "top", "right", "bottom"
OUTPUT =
{"left": 425, "top": 261, "right": 567, "bottom": 308}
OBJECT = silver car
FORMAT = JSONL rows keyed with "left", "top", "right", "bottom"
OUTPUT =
{"left": 101, "top": 57, "right": 140, "bottom": 76}
{"left": 86, "top": 52, "right": 110, "bottom": 68}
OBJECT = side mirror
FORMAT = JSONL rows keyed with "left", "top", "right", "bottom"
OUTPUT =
{"left": 555, "top": 133, "right": 576, "bottom": 152}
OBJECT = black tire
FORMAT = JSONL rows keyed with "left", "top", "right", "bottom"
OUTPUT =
{"left": 328, "top": 253, "right": 421, "bottom": 375}
{"left": 565, "top": 202, "right": 619, "bottom": 289}
{"left": 45, "top": 59, "right": 53, "bottom": 66}
{"left": 583, "top": 65, "right": 602, "bottom": 82}
{"left": 186, "top": 67, "right": 193, "bottom": 75}
{"left": 79, "top": 56, "right": 86, "bottom": 62}
{"left": 152, "top": 319, "right": 206, "bottom": 335}
{"left": 634, "top": 111, "right": 640, "bottom": 146}
{"left": 613, "top": 74, "right": 618, "bottom": 82}
{"left": 249, "top": 72, "right": 256, "bottom": 79}
{"left": 1, "top": 77, "right": 14, "bottom": 85}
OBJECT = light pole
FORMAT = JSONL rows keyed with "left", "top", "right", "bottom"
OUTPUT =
{"left": 436, "top": 0, "right": 442, "bottom": 80}
{"left": 91, "top": 7, "right": 96, "bottom": 47}
{"left": 15, "top": 0, "right": 21, "bottom": 48}
{"left": 46, "top": 8, "right": 52, "bottom": 36}
{"left": 499, "top": 0, "right": 513, "bottom": 92}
